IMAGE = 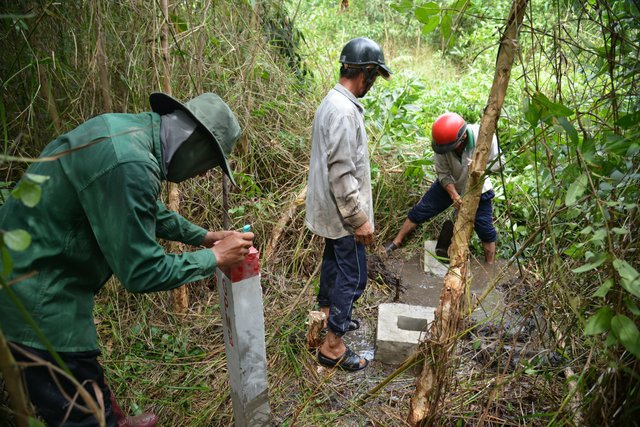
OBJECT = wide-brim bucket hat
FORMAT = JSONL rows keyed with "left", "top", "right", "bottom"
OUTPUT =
{"left": 150, "top": 92, "right": 241, "bottom": 185}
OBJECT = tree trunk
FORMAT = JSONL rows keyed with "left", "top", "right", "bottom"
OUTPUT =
{"left": 159, "top": 0, "right": 188, "bottom": 313}
{"left": 407, "top": 0, "right": 528, "bottom": 425}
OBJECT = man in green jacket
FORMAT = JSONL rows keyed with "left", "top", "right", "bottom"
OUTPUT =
{"left": 0, "top": 93, "right": 254, "bottom": 426}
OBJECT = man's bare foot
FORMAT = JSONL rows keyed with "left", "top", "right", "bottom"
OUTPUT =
{"left": 318, "top": 331, "right": 367, "bottom": 369}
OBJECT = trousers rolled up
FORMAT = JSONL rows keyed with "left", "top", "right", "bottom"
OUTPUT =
{"left": 407, "top": 179, "right": 497, "bottom": 243}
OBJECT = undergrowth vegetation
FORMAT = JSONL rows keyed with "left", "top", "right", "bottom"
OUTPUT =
{"left": 1, "top": 0, "right": 638, "bottom": 425}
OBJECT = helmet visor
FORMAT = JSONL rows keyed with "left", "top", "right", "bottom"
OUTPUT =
{"left": 377, "top": 64, "right": 391, "bottom": 80}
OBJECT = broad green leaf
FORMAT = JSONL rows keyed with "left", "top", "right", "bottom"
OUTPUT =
{"left": 580, "top": 137, "right": 596, "bottom": 163}
{"left": 1, "top": 246, "right": 12, "bottom": 277}
{"left": 584, "top": 306, "right": 614, "bottom": 335}
{"left": 11, "top": 179, "right": 41, "bottom": 207}
{"left": 170, "top": 12, "right": 188, "bottom": 33}
{"left": 523, "top": 96, "right": 541, "bottom": 127}
{"left": 24, "top": 173, "right": 50, "bottom": 184}
{"left": 565, "top": 173, "right": 588, "bottom": 206}
{"left": 616, "top": 111, "right": 640, "bottom": 129}
{"left": 605, "top": 134, "right": 628, "bottom": 156}
{"left": 629, "top": 0, "right": 640, "bottom": 18}
{"left": 532, "top": 92, "right": 574, "bottom": 117}
{"left": 3, "top": 229, "right": 31, "bottom": 251}
{"left": 557, "top": 117, "right": 579, "bottom": 145}
{"left": 440, "top": 13, "right": 452, "bottom": 41}
{"left": 604, "top": 333, "right": 617, "bottom": 347}
{"left": 451, "top": 0, "right": 468, "bottom": 12}
{"left": 610, "top": 169, "right": 625, "bottom": 182}
{"left": 572, "top": 253, "right": 608, "bottom": 273}
{"left": 391, "top": 0, "right": 414, "bottom": 13}
{"left": 613, "top": 259, "right": 640, "bottom": 299}
{"left": 415, "top": 2, "right": 440, "bottom": 23}
{"left": 590, "top": 228, "right": 606, "bottom": 244}
{"left": 599, "top": 182, "right": 614, "bottom": 192}
{"left": 579, "top": 226, "right": 593, "bottom": 235}
{"left": 611, "top": 315, "right": 640, "bottom": 358}
{"left": 593, "top": 279, "right": 614, "bottom": 298}
{"left": 422, "top": 16, "right": 440, "bottom": 34}
{"left": 625, "top": 298, "right": 640, "bottom": 316}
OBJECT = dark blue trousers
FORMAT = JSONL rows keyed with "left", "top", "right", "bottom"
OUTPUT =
{"left": 317, "top": 235, "right": 367, "bottom": 336}
{"left": 10, "top": 343, "right": 117, "bottom": 427}
{"left": 407, "top": 180, "right": 497, "bottom": 243}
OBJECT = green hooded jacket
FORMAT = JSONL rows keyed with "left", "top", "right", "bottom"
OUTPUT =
{"left": 0, "top": 112, "right": 217, "bottom": 352}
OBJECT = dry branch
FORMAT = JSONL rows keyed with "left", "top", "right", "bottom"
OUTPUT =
{"left": 407, "top": 0, "right": 528, "bottom": 425}
{"left": 264, "top": 185, "right": 307, "bottom": 262}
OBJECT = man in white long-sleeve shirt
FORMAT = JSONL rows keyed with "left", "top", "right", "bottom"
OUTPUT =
{"left": 385, "top": 112, "right": 503, "bottom": 263}
{"left": 305, "top": 37, "right": 391, "bottom": 371}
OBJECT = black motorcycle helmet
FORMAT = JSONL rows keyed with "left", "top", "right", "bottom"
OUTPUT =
{"left": 339, "top": 37, "right": 392, "bottom": 80}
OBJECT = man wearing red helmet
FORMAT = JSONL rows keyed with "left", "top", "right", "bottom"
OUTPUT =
{"left": 385, "top": 112, "right": 503, "bottom": 264}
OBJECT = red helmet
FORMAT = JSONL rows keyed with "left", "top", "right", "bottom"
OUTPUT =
{"left": 431, "top": 112, "right": 467, "bottom": 154}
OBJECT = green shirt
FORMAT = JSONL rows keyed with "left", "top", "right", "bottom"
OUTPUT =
{"left": 0, "top": 112, "right": 217, "bottom": 351}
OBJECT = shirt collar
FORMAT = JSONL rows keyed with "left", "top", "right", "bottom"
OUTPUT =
{"left": 332, "top": 83, "right": 364, "bottom": 113}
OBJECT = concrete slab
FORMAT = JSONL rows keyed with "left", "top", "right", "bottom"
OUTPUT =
{"left": 376, "top": 303, "right": 436, "bottom": 365}
{"left": 423, "top": 240, "right": 449, "bottom": 277}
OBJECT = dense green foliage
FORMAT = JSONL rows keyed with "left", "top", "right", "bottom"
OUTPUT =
{"left": 1, "top": 0, "right": 639, "bottom": 425}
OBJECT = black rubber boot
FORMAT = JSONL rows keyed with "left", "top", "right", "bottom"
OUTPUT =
{"left": 435, "top": 219, "right": 454, "bottom": 260}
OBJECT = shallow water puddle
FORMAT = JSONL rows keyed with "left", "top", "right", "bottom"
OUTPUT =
{"left": 390, "top": 250, "right": 511, "bottom": 321}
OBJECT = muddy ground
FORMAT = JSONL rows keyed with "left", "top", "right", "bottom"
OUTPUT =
{"left": 286, "top": 246, "right": 552, "bottom": 426}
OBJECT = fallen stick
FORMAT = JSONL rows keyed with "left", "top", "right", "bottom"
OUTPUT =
{"left": 264, "top": 185, "right": 307, "bottom": 262}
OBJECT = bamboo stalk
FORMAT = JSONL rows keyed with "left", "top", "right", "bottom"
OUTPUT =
{"left": 159, "top": 0, "right": 188, "bottom": 313}
{"left": 37, "top": 63, "right": 61, "bottom": 134}
{"left": 95, "top": 2, "right": 113, "bottom": 112}
{"left": 407, "top": 1, "right": 528, "bottom": 424}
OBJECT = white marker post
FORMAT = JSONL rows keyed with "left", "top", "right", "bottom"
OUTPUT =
{"left": 216, "top": 246, "right": 271, "bottom": 426}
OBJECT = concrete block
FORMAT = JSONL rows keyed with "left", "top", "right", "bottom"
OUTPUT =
{"left": 376, "top": 303, "right": 436, "bottom": 365}
{"left": 423, "top": 240, "right": 448, "bottom": 277}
